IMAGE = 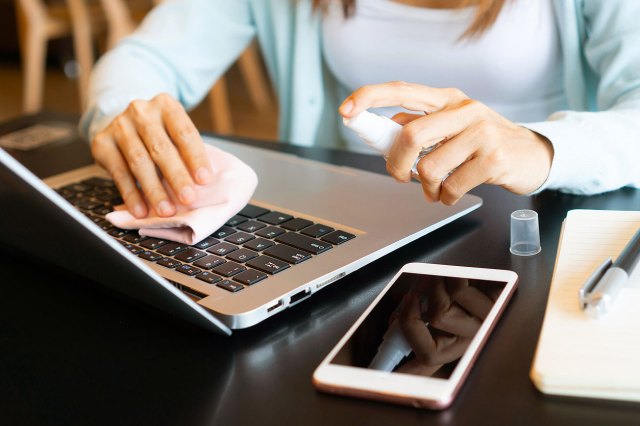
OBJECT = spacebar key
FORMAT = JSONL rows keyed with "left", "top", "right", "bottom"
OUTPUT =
{"left": 275, "top": 232, "right": 332, "bottom": 255}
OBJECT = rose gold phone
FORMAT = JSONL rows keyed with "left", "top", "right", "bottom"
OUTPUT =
{"left": 313, "top": 263, "right": 518, "bottom": 409}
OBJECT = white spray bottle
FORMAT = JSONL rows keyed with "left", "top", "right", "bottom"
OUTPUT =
{"left": 343, "top": 110, "right": 442, "bottom": 179}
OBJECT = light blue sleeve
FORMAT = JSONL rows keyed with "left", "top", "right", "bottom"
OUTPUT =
{"left": 525, "top": 1, "right": 640, "bottom": 195}
{"left": 79, "top": 0, "right": 255, "bottom": 142}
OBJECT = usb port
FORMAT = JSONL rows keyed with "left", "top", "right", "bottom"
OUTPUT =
{"left": 289, "top": 288, "right": 311, "bottom": 305}
{"left": 267, "top": 299, "right": 284, "bottom": 312}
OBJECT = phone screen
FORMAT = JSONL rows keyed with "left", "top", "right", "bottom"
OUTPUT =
{"left": 329, "top": 272, "right": 507, "bottom": 379}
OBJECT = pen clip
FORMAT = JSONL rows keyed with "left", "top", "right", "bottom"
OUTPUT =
{"left": 578, "top": 257, "right": 613, "bottom": 310}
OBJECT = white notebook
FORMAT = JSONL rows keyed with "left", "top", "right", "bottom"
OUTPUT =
{"left": 530, "top": 209, "right": 640, "bottom": 401}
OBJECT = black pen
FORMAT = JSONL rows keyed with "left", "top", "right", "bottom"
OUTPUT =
{"left": 580, "top": 227, "right": 640, "bottom": 318}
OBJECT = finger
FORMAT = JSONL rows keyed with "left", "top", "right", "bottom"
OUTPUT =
{"left": 339, "top": 81, "right": 468, "bottom": 118}
{"left": 446, "top": 277, "right": 494, "bottom": 319}
{"left": 398, "top": 292, "right": 437, "bottom": 357}
{"left": 112, "top": 117, "right": 175, "bottom": 217}
{"left": 157, "top": 94, "right": 212, "bottom": 185}
{"left": 91, "top": 133, "right": 147, "bottom": 218}
{"left": 428, "top": 329, "right": 471, "bottom": 364}
{"left": 386, "top": 103, "right": 480, "bottom": 183}
{"left": 391, "top": 112, "right": 424, "bottom": 126}
{"left": 439, "top": 156, "right": 492, "bottom": 206}
{"left": 414, "top": 126, "right": 480, "bottom": 202}
{"left": 428, "top": 281, "right": 482, "bottom": 337}
{"left": 136, "top": 121, "right": 197, "bottom": 205}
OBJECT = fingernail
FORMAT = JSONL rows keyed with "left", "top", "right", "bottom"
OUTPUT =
{"left": 196, "top": 167, "right": 212, "bottom": 184}
{"left": 133, "top": 204, "right": 146, "bottom": 218}
{"left": 340, "top": 99, "right": 354, "bottom": 115}
{"left": 180, "top": 186, "right": 196, "bottom": 204}
{"left": 158, "top": 200, "right": 174, "bottom": 216}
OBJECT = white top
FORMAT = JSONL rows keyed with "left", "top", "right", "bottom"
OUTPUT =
{"left": 322, "top": 0, "right": 568, "bottom": 152}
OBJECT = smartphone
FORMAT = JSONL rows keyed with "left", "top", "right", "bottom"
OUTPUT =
{"left": 313, "top": 263, "right": 518, "bottom": 409}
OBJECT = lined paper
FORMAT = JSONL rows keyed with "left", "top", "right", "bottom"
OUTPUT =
{"left": 531, "top": 210, "right": 640, "bottom": 400}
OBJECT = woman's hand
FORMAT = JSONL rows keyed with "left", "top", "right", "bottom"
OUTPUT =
{"left": 90, "top": 93, "right": 213, "bottom": 218}
{"left": 394, "top": 277, "right": 496, "bottom": 377}
{"left": 339, "top": 82, "right": 554, "bottom": 205}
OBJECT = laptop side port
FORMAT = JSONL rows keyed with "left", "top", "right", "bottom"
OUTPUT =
{"left": 316, "top": 272, "right": 346, "bottom": 290}
{"left": 267, "top": 299, "right": 284, "bottom": 313}
{"left": 168, "top": 280, "right": 207, "bottom": 301}
{"left": 289, "top": 288, "right": 311, "bottom": 305}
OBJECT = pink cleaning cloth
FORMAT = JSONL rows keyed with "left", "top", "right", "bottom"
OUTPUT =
{"left": 105, "top": 144, "right": 258, "bottom": 245}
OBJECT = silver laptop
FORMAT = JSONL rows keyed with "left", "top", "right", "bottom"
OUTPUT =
{"left": 0, "top": 135, "right": 481, "bottom": 335}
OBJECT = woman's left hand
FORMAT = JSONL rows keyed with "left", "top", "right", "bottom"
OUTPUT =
{"left": 339, "top": 81, "right": 554, "bottom": 205}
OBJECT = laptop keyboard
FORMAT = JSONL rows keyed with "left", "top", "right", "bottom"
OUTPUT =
{"left": 56, "top": 177, "right": 356, "bottom": 295}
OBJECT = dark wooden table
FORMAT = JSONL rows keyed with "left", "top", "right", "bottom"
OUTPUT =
{"left": 2, "top": 114, "right": 640, "bottom": 425}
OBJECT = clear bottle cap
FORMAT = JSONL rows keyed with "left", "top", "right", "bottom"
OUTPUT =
{"left": 510, "top": 209, "right": 541, "bottom": 256}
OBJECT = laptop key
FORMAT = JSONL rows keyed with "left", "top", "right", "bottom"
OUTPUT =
{"left": 108, "top": 228, "right": 133, "bottom": 238}
{"left": 211, "top": 226, "right": 237, "bottom": 239}
{"left": 233, "top": 269, "right": 268, "bottom": 286}
{"left": 176, "top": 264, "right": 202, "bottom": 276}
{"left": 226, "top": 215, "right": 248, "bottom": 226}
{"left": 192, "top": 237, "right": 219, "bottom": 250}
{"left": 95, "top": 191, "right": 120, "bottom": 202}
{"left": 193, "top": 255, "right": 226, "bottom": 270}
{"left": 258, "top": 211, "right": 293, "bottom": 225}
{"left": 123, "top": 243, "right": 143, "bottom": 255}
{"left": 174, "top": 248, "right": 207, "bottom": 263}
{"left": 96, "top": 219, "right": 113, "bottom": 231}
{"left": 123, "top": 234, "right": 148, "bottom": 244}
{"left": 80, "top": 177, "right": 116, "bottom": 189}
{"left": 207, "top": 242, "right": 239, "bottom": 256}
{"left": 140, "top": 238, "right": 169, "bottom": 250}
{"left": 300, "top": 224, "right": 335, "bottom": 238}
{"left": 57, "top": 188, "right": 75, "bottom": 199}
{"left": 264, "top": 244, "right": 311, "bottom": 264}
{"left": 237, "top": 220, "right": 267, "bottom": 233}
{"left": 275, "top": 232, "right": 332, "bottom": 255}
{"left": 243, "top": 238, "right": 275, "bottom": 252}
{"left": 281, "top": 218, "right": 313, "bottom": 231}
{"left": 157, "top": 243, "right": 188, "bottom": 256}
{"left": 321, "top": 230, "right": 356, "bottom": 245}
{"left": 93, "top": 206, "right": 113, "bottom": 216}
{"left": 212, "top": 261, "right": 246, "bottom": 277}
{"left": 225, "top": 232, "right": 255, "bottom": 245}
{"left": 76, "top": 199, "right": 103, "bottom": 211}
{"left": 217, "top": 280, "right": 244, "bottom": 293}
{"left": 246, "top": 256, "right": 290, "bottom": 275}
{"left": 196, "top": 271, "right": 222, "bottom": 284}
{"left": 237, "top": 204, "right": 270, "bottom": 218}
{"left": 157, "top": 257, "right": 181, "bottom": 269}
{"left": 62, "top": 183, "right": 91, "bottom": 193}
{"left": 139, "top": 250, "right": 162, "bottom": 261}
{"left": 226, "top": 248, "right": 258, "bottom": 263}
{"left": 255, "top": 226, "right": 286, "bottom": 239}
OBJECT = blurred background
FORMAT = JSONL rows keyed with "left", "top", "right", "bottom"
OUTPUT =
{"left": 0, "top": 0, "right": 278, "bottom": 141}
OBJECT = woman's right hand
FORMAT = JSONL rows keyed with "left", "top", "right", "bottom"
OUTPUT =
{"left": 90, "top": 93, "right": 213, "bottom": 218}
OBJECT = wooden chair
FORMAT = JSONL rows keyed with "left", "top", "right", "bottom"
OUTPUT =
{"left": 14, "top": 0, "right": 105, "bottom": 113}
{"left": 208, "top": 42, "right": 273, "bottom": 134}
{"left": 15, "top": 0, "right": 273, "bottom": 133}
{"left": 99, "top": 0, "right": 273, "bottom": 134}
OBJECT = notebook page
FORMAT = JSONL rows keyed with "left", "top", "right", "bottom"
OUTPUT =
{"left": 532, "top": 210, "right": 640, "bottom": 395}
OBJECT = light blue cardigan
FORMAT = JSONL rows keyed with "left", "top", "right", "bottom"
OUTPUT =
{"left": 81, "top": 0, "right": 640, "bottom": 195}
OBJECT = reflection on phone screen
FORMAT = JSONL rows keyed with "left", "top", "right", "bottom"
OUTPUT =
{"left": 329, "top": 273, "right": 506, "bottom": 379}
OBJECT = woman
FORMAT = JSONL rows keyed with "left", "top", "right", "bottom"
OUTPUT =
{"left": 81, "top": 0, "right": 640, "bottom": 218}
